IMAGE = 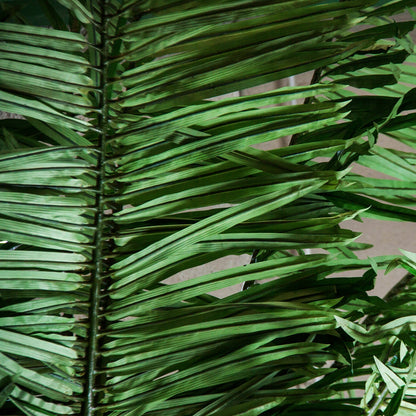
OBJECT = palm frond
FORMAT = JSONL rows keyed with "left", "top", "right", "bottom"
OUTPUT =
{"left": 1, "top": 0, "right": 416, "bottom": 415}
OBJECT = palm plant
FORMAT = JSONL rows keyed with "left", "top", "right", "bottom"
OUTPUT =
{"left": 1, "top": 0, "right": 416, "bottom": 415}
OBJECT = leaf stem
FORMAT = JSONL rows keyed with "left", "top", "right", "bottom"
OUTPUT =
{"left": 83, "top": 3, "right": 110, "bottom": 416}
{"left": 367, "top": 386, "right": 388, "bottom": 416}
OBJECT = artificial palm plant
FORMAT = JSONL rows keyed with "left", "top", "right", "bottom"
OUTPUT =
{"left": 1, "top": 0, "right": 416, "bottom": 415}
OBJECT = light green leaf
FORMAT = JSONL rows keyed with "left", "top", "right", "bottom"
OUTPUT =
{"left": 374, "top": 356, "right": 405, "bottom": 394}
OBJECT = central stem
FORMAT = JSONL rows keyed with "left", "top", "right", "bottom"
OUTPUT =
{"left": 83, "top": 3, "right": 110, "bottom": 415}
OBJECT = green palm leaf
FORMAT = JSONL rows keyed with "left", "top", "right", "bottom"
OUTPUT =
{"left": 1, "top": 0, "right": 416, "bottom": 415}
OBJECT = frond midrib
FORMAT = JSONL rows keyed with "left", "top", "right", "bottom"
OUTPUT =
{"left": 83, "top": 4, "right": 111, "bottom": 415}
